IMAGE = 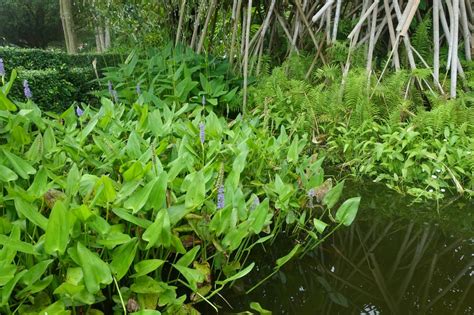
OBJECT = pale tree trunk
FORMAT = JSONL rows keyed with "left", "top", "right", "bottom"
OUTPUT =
{"left": 59, "top": 0, "right": 78, "bottom": 54}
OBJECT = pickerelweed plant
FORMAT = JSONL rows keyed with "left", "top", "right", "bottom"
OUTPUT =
{"left": 0, "top": 71, "right": 359, "bottom": 314}
{"left": 98, "top": 44, "right": 242, "bottom": 116}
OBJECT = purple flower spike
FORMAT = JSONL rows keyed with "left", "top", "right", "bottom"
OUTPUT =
{"left": 76, "top": 106, "right": 84, "bottom": 117}
{"left": 112, "top": 90, "right": 119, "bottom": 103}
{"left": 108, "top": 81, "right": 113, "bottom": 95}
{"left": 0, "top": 58, "right": 5, "bottom": 76}
{"left": 202, "top": 95, "right": 206, "bottom": 106}
{"left": 217, "top": 185, "right": 225, "bottom": 209}
{"left": 199, "top": 122, "right": 205, "bottom": 144}
{"left": 136, "top": 83, "right": 141, "bottom": 95}
{"left": 250, "top": 196, "right": 260, "bottom": 212}
{"left": 23, "top": 80, "right": 32, "bottom": 99}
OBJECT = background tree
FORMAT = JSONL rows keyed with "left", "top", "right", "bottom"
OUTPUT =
{"left": 0, "top": 0, "right": 63, "bottom": 48}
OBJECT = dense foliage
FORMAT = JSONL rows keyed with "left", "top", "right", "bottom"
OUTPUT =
{"left": 101, "top": 45, "right": 242, "bottom": 115}
{"left": 0, "top": 0, "right": 63, "bottom": 48}
{"left": 0, "top": 64, "right": 359, "bottom": 313}
{"left": 0, "top": 47, "right": 121, "bottom": 111}
{"left": 249, "top": 56, "right": 474, "bottom": 199}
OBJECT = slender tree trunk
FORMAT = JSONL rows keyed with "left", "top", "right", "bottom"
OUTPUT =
{"left": 242, "top": 0, "right": 252, "bottom": 116}
{"left": 450, "top": 0, "right": 459, "bottom": 98}
{"left": 175, "top": 0, "right": 187, "bottom": 46}
{"left": 59, "top": 0, "right": 77, "bottom": 54}
{"left": 433, "top": 0, "right": 440, "bottom": 83}
{"left": 229, "top": 0, "right": 242, "bottom": 65}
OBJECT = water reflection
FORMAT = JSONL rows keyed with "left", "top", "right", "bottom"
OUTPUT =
{"left": 211, "top": 184, "right": 473, "bottom": 314}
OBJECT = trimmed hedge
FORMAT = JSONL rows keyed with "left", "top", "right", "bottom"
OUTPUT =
{"left": 0, "top": 46, "right": 121, "bottom": 71}
{"left": 0, "top": 47, "right": 121, "bottom": 111}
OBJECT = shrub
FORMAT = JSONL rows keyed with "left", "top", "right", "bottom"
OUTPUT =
{"left": 0, "top": 46, "right": 122, "bottom": 111}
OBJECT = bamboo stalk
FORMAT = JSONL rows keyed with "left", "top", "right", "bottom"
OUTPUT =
{"left": 366, "top": 2, "right": 379, "bottom": 77}
{"left": 459, "top": 0, "right": 471, "bottom": 60}
{"left": 311, "top": 1, "right": 334, "bottom": 23}
{"left": 243, "top": 0, "right": 252, "bottom": 115}
{"left": 275, "top": 10, "right": 299, "bottom": 53}
{"left": 190, "top": 0, "right": 206, "bottom": 49}
{"left": 433, "top": 0, "right": 440, "bottom": 82}
{"left": 294, "top": 0, "right": 321, "bottom": 54}
{"left": 450, "top": 0, "right": 460, "bottom": 98}
{"left": 398, "top": 0, "right": 420, "bottom": 37}
{"left": 197, "top": 0, "right": 218, "bottom": 53}
{"left": 175, "top": 0, "right": 187, "bottom": 46}
{"left": 347, "top": 1, "right": 379, "bottom": 40}
{"left": 229, "top": 0, "right": 242, "bottom": 65}
{"left": 332, "top": 0, "right": 343, "bottom": 42}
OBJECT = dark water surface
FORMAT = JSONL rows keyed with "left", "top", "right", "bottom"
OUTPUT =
{"left": 208, "top": 182, "right": 474, "bottom": 314}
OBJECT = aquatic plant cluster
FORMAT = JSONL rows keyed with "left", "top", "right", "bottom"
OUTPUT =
{"left": 0, "top": 62, "right": 359, "bottom": 313}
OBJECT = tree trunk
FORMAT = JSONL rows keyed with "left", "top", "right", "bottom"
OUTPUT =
{"left": 59, "top": 0, "right": 77, "bottom": 54}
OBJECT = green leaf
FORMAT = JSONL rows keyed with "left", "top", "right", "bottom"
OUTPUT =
{"left": 126, "top": 131, "right": 142, "bottom": 159}
{"left": 132, "top": 259, "right": 165, "bottom": 278}
{"left": 146, "top": 171, "right": 168, "bottom": 210}
{"left": 44, "top": 200, "right": 70, "bottom": 255}
{"left": 335, "top": 197, "right": 360, "bottom": 226}
{"left": 143, "top": 209, "right": 171, "bottom": 249}
{"left": 27, "top": 167, "right": 48, "bottom": 197}
{"left": 276, "top": 244, "right": 301, "bottom": 268}
{"left": 110, "top": 238, "right": 138, "bottom": 281}
{"left": 77, "top": 242, "right": 113, "bottom": 294}
{"left": 176, "top": 246, "right": 200, "bottom": 267}
{"left": 2, "top": 149, "right": 36, "bottom": 179}
{"left": 322, "top": 180, "right": 345, "bottom": 209}
{"left": 250, "top": 302, "right": 272, "bottom": 315}
{"left": 21, "top": 260, "right": 53, "bottom": 287}
{"left": 248, "top": 199, "right": 270, "bottom": 234}
{"left": 313, "top": 219, "right": 328, "bottom": 234}
{"left": 0, "top": 88, "right": 17, "bottom": 111}
{"left": 0, "top": 265, "right": 16, "bottom": 286}
{"left": 287, "top": 136, "right": 299, "bottom": 164}
{"left": 172, "top": 265, "right": 204, "bottom": 290}
{"left": 216, "top": 263, "right": 255, "bottom": 286}
{"left": 0, "top": 165, "right": 18, "bottom": 182}
{"left": 124, "top": 178, "right": 158, "bottom": 214}
{"left": 112, "top": 208, "right": 152, "bottom": 229}
{"left": 0, "top": 234, "right": 37, "bottom": 255}
{"left": 184, "top": 171, "right": 205, "bottom": 209}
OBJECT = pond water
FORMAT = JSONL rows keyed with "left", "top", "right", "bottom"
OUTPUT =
{"left": 207, "top": 182, "right": 474, "bottom": 314}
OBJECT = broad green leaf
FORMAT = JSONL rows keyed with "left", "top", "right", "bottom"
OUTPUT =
{"left": 132, "top": 259, "right": 165, "bottom": 278}
{"left": 176, "top": 246, "right": 200, "bottom": 267}
{"left": 0, "top": 265, "right": 16, "bottom": 286}
{"left": 250, "top": 302, "right": 272, "bottom": 315}
{"left": 124, "top": 178, "right": 157, "bottom": 214}
{"left": 77, "top": 242, "right": 113, "bottom": 294}
{"left": 112, "top": 208, "right": 152, "bottom": 228}
{"left": 27, "top": 167, "right": 48, "bottom": 197}
{"left": 172, "top": 264, "right": 204, "bottom": 290}
{"left": 276, "top": 244, "right": 301, "bottom": 268}
{"left": 131, "top": 276, "right": 163, "bottom": 294}
{"left": 66, "top": 164, "right": 81, "bottom": 196}
{"left": 335, "top": 197, "right": 360, "bottom": 226}
{"left": 1, "top": 270, "right": 27, "bottom": 306}
{"left": 143, "top": 209, "right": 171, "bottom": 249}
{"left": 184, "top": 171, "right": 205, "bottom": 209}
{"left": 110, "top": 238, "right": 138, "bottom": 281}
{"left": 126, "top": 131, "right": 142, "bottom": 159}
{"left": 37, "top": 301, "right": 70, "bottom": 315}
{"left": 0, "top": 88, "right": 17, "bottom": 111}
{"left": 21, "top": 260, "right": 53, "bottom": 287}
{"left": 0, "top": 165, "right": 17, "bottom": 182}
{"left": 322, "top": 180, "right": 345, "bottom": 209}
{"left": 248, "top": 199, "right": 270, "bottom": 234}
{"left": 313, "top": 219, "right": 328, "bottom": 234}
{"left": 44, "top": 200, "right": 70, "bottom": 255}
{"left": 216, "top": 263, "right": 255, "bottom": 286}
{"left": 131, "top": 311, "right": 161, "bottom": 315}
{"left": 0, "top": 234, "right": 37, "bottom": 255}
{"left": 287, "top": 136, "right": 299, "bottom": 164}
{"left": 2, "top": 149, "right": 36, "bottom": 179}
{"left": 146, "top": 171, "right": 168, "bottom": 210}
